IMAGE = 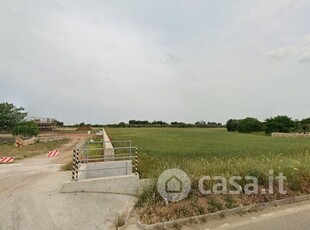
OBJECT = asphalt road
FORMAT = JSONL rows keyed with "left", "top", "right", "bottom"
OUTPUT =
{"left": 217, "top": 203, "right": 310, "bottom": 230}
{"left": 178, "top": 200, "right": 310, "bottom": 230}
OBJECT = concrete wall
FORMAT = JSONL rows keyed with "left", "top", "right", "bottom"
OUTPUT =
{"left": 102, "top": 128, "right": 115, "bottom": 159}
{"left": 61, "top": 174, "right": 139, "bottom": 195}
{"left": 78, "top": 160, "right": 133, "bottom": 180}
{"left": 272, "top": 132, "right": 310, "bottom": 138}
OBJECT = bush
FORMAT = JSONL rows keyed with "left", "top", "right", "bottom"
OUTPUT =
{"left": 265, "top": 115, "right": 298, "bottom": 134}
{"left": 12, "top": 121, "right": 39, "bottom": 137}
{"left": 226, "top": 118, "right": 262, "bottom": 133}
{"left": 237, "top": 117, "right": 262, "bottom": 133}
{"left": 226, "top": 119, "right": 239, "bottom": 132}
{"left": 299, "top": 118, "right": 310, "bottom": 133}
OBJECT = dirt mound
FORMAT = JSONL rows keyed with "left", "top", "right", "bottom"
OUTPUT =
{"left": 76, "top": 126, "right": 92, "bottom": 131}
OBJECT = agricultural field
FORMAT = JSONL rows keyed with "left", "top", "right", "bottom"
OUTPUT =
{"left": 106, "top": 128, "right": 310, "bottom": 223}
{"left": 106, "top": 128, "right": 310, "bottom": 178}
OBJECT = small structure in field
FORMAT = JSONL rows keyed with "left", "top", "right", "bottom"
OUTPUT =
{"left": 31, "top": 117, "right": 57, "bottom": 132}
{"left": 271, "top": 132, "right": 310, "bottom": 138}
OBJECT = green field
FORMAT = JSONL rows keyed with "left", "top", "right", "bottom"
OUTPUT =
{"left": 106, "top": 128, "right": 310, "bottom": 223}
{"left": 106, "top": 128, "right": 310, "bottom": 179}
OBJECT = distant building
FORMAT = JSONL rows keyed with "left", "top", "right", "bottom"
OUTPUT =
{"left": 31, "top": 117, "right": 57, "bottom": 132}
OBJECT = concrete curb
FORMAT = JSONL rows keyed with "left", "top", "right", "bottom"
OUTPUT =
{"left": 135, "top": 194, "right": 310, "bottom": 229}
{"left": 109, "top": 196, "right": 138, "bottom": 230}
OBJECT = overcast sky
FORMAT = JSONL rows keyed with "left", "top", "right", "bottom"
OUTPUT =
{"left": 0, "top": 0, "right": 309, "bottom": 124}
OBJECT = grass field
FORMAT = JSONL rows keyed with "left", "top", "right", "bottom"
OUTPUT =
{"left": 106, "top": 128, "right": 310, "bottom": 178}
{"left": 106, "top": 128, "right": 310, "bottom": 223}
{"left": 0, "top": 139, "right": 69, "bottom": 160}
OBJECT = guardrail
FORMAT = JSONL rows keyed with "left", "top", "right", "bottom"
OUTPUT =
{"left": 71, "top": 141, "right": 138, "bottom": 181}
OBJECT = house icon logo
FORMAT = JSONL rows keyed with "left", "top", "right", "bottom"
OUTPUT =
{"left": 157, "top": 168, "right": 191, "bottom": 202}
{"left": 165, "top": 175, "right": 183, "bottom": 193}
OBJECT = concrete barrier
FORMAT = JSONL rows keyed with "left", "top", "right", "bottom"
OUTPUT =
{"left": 78, "top": 160, "right": 133, "bottom": 179}
{"left": 102, "top": 128, "right": 114, "bottom": 158}
{"left": 61, "top": 174, "right": 139, "bottom": 195}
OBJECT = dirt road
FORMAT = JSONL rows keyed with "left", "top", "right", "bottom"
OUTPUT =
{"left": 0, "top": 135, "right": 134, "bottom": 230}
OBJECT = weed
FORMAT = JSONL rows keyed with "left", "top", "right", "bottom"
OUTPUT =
{"left": 172, "top": 222, "right": 182, "bottom": 230}
{"left": 199, "top": 215, "right": 207, "bottom": 223}
{"left": 207, "top": 197, "right": 223, "bottom": 213}
{"left": 136, "top": 181, "right": 158, "bottom": 207}
{"left": 114, "top": 212, "right": 126, "bottom": 229}
{"left": 224, "top": 195, "right": 235, "bottom": 209}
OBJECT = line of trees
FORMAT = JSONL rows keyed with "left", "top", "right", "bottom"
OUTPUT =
{"left": 226, "top": 115, "right": 310, "bottom": 134}
{"left": 107, "top": 120, "right": 223, "bottom": 128}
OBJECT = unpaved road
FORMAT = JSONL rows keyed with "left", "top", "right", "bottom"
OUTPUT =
{"left": 0, "top": 135, "right": 134, "bottom": 230}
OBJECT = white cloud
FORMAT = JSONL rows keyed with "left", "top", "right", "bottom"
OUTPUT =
{"left": 268, "top": 33, "right": 310, "bottom": 63}
{"left": 299, "top": 53, "right": 310, "bottom": 63}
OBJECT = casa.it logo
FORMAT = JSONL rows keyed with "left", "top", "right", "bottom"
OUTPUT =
{"left": 157, "top": 168, "right": 191, "bottom": 202}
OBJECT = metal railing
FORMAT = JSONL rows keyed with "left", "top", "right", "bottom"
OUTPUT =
{"left": 71, "top": 139, "right": 138, "bottom": 181}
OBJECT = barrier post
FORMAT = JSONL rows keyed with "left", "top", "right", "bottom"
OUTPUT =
{"left": 72, "top": 150, "right": 77, "bottom": 181}
{"left": 75, "top": 149, "right": 80, "bottom": 180}
{"left": 135, "top": 147, "right": 138, "bottom": 175}
{"left": 72, "top": 149, "right": 80, "bottom": 181}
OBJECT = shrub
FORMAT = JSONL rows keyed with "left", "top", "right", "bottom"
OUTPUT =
{"left": 12, "top": 121, "right": 39, "bottom": 137}
{"left": 265, "top": 115, "right": 298, "bottom": 134}
{"left": 226, "top": 117, "right": 262, "bottom": 133}
{"left": 226, "top": 119, "right": 239, "bottom": 132}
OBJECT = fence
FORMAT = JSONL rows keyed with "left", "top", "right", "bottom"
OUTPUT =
{"left": 71, "top": 140, "right": 138, "bottom": 181}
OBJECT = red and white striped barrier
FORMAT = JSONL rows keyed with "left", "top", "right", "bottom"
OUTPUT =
{"left": 0, "top": 156, "right": 14, "bottom": 163}
{"left": 47, "top": 150, "right": 59, "bottom": 157}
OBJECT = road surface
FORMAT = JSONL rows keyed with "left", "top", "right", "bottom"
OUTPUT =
{"left": 0, "top": 136, "right": 134, "bottom": 230}
{"left": 178, "top": 200, "right": 310, "bottom": 230}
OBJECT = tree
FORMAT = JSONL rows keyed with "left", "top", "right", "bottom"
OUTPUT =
{"left": 12, "top": 121, "right": 39, "bottom": 137}
{"left": 226, "top": 118, "right": 262, "bottom": 133}
{"left": 265, "top": 115, "right": 298, "bottom": 134}
{"left": 118, "top": 122, "right": 126, "bottom": 127}
{"left": 55, "top": 120, "right": 64, "bottom": 127}
{"left": 299, "top": 118, "right": 310, "bottom": 133}
{"left": 195, "top": 121, "right": 207, "bottom": 127}
{"left": 226, "top": 119, "right": 239, "bottom": 132}
{"left": 237, "top": 117, "right": 262, "bottom": 133}
{"left": 0, "top": 102, "right": 27, "bottom": 132}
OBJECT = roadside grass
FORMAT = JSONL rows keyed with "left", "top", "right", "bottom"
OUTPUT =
{"left": 106, "top": 128, "right": 310, "bottom": 224}
{"left": 0, "top": 139, "right": 69, "bottom": 160}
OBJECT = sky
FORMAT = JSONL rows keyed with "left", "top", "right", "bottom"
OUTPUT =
{"left": 0, "top": 0, "right": 309, "bottom": 125}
